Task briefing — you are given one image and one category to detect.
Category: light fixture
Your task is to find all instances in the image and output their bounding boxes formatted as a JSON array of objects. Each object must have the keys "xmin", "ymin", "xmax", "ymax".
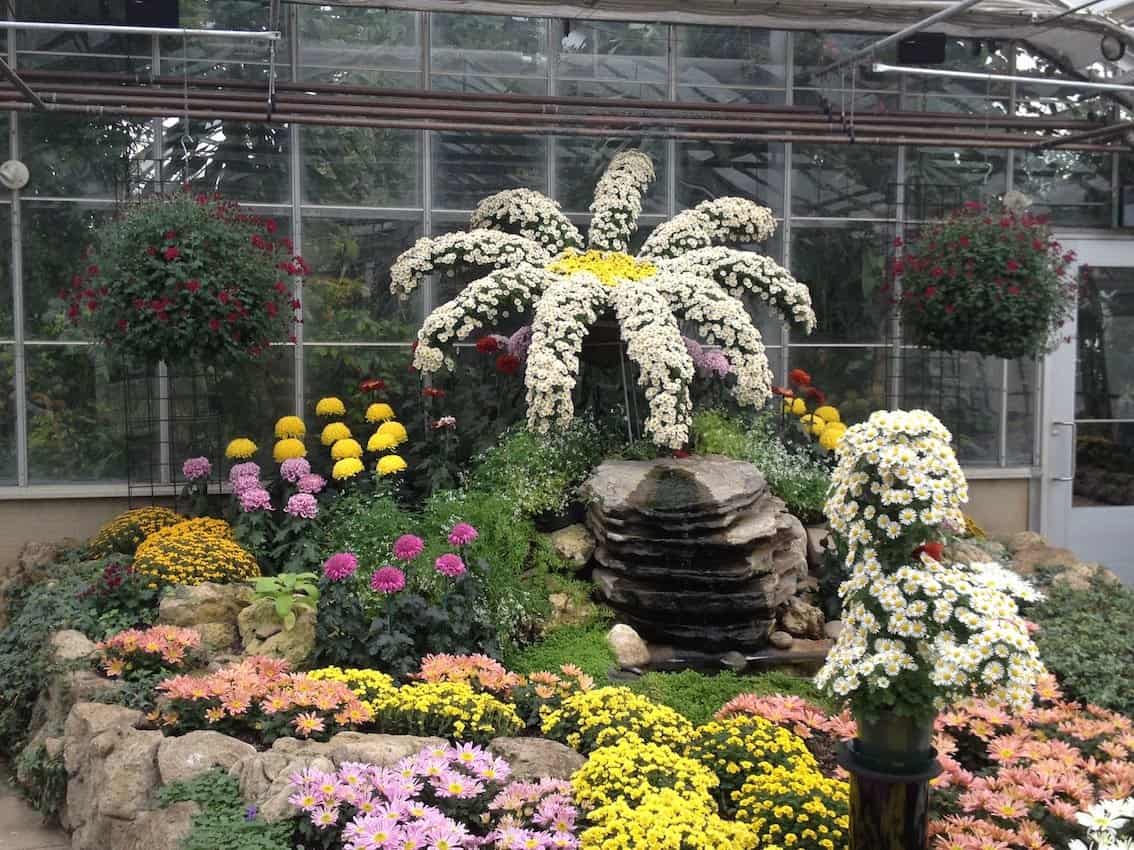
[
  {"xmin": 872, "ymin": 62, "xmax": 1134, "ymax": 93},
  {"xmin": 1101, "ymin": 34, "xmax": 1126, "ymax": 62},
  {"xmin": 0, "ymin": 160, "xmax": 29, "ymax": 190}
]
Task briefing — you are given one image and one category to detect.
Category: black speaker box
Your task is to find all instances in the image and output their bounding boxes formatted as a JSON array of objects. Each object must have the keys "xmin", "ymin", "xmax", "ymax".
[
  {"xmin": 125, "ymin": 0, "xmax": 179, "ymax": 28},
  {"xmin": 897, "ymin": 33, "xmax": 947, "ymax": 65}
]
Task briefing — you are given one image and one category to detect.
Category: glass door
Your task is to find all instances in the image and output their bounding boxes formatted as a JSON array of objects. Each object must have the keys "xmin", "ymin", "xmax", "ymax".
[{"xmin": 1043, "ymin": 235, "xmax": 1134, "ymax": 584}]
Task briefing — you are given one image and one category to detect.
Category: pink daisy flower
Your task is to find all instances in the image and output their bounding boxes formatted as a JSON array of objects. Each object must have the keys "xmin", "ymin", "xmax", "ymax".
[
  {"xmin": 448, "ymin": 523, "xmax": 479, "ymax": 546},
  {"xmin": 394, "ymin": 534, "xmax": 425, "ymax": 561},
  {"xmin": 434, "ymin": 553, "xmax": 466, "ymax": 578},
  {"xmin": 370, "ymin": 565, "xmax": 406, "ymax": 594}
]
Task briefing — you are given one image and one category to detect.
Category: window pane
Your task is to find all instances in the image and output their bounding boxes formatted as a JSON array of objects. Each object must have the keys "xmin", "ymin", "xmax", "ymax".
[
  {"xmin": 18, "ymin": 2, "xmax": 150, "ymax": 74},
  {"xmin": 432, "ymin": 133, "xmax": 548, "ymax": 210},
  {"xmin": 900, "ymin": 38, "xmax": 1011, "ymax": 114},
  {"xmin": 677, "ymin": 140, "xmax": 785, "ymax": 216},
  {"xmin": 431, "ymin": 13, "xmax": 547, "ymax": 82},
  {"xmin": 1014, "ymin": 150, "xmax": 1112, "ymax": 228},
  {"xmin": 792, "ymin": 144, "xmax": 897, "ymax": 219},
  {"xmin": 21, "ymin": 115, "xmax": 150, "ymax": 199},
  {"xmin": 556, "ymin": 137, "xmax": 667, "ymax": 214},
  {"xmin": 298, "ymin": 6, "xmax": 420, "ymax": 86},
  {"xmin": 901, "ymin": 349, "xmax": 1001, "ymax": 465},
  {"xmin": 162, "ymin": 118, "xmax": 290, "ymax": 203},
  {"xmin": 556, "ymin": 20, "xmax": 667, "ymax": 100},
  {"xmin": 304, "ymin": 345, "xmax": 415, "ymax": 416},
  {"xmin": 1075, "ymin": 423, "xmax": 1134, "ymax": 507},
  {"xmin": 301, "ymin": 215, "xmax": 423, "ymax": 343},
  {"xmin": 793, "ymin": 32, "xmax": 898, "ymax": 92},
  {"xmin": 786, "ymin": 346, "xmax": 886, "ymax": 426},
  {"xmin": 0, "ymin": 207, "xmax": 11, "ymax": 338},
  {"xmin": 302, "ymin": 127, "xmax": 421, "ymax": 207},
  {"xmin": 1077, "ymin": 266, "xmax": 1134, "ymax": 421},
  {"xmin": 162, "ymin": 0, "xmax": 282, "ymax": 83},
  {"xmin": 26, "ymin": 346, "xmax": 127, "ymax": 483},
  {"xmin": 22, "ymin": 202, "xmax": 109, "ymax": 341},
  {"xmin": 790, "ymin": 225, "xmax": 888, "ymax": 343},
  {"xmin": 677, "ymin": 25, "xmax": 788, "ymax": 103},
  {"xmin": 1008, "ymin": 358, "xmax": 1038, "ymax": 466},
  {"xmin": 905, "ymin": 148, "xmax": 1008, "ymax": 212},
  {"xmin": 0, "ymin": 347, "xmax": 15, "ymax": 484}
]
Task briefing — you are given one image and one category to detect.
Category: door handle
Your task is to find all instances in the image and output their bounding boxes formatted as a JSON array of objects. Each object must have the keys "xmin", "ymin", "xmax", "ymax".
[{"xmin": 1051, "ymin": 420, "xmax": 1077, "ymax": 482}]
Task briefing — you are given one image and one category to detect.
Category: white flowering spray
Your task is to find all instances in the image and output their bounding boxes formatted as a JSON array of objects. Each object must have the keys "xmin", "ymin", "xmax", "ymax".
[
  {"xmin": 815, "ymin": 410, "xmax": 1045, "ymax": 721},
  {"xmin": 389, "ymin": 150, "xmax": 816, "ymax": 449}
]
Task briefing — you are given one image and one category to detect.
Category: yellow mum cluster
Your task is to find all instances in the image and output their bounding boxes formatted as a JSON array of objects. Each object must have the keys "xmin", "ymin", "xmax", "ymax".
[
  {"xmin": 307, "ymin": 666, "xmax": 395, "ymax": 702},
  {"xmin": 572, "ymin": 734, "xmax": 720, "ymax": 809},
  {"xmin": 88, "ymin": 506, "xmax": 184, "ymax": 557},
  {"xmin": 133, "ymin": 518, "xmax": 260, "ymax": 586},
  {"xmin": 546, "ymin": 249, "xmax": 658, "ymax": 288},
  {"xmin": 225, "ymin": 437, "xmax": 258, "ymax": 459},
  {"xmin": 541, "ymin": 686, "xmax": 694, "ymax": 754},
  {"xmin": 784, "ymin": 402, "xmax": 848, "ymax": 452},
  {"xmin": 733, "ymin": 765, "xmax": 850, "ymax": 850},
  {"xmin": 581, "ymin": 788, "xmax": 759, "ymax": 850}
]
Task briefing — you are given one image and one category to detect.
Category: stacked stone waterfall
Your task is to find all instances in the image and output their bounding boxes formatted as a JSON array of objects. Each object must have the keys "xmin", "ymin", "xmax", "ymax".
[{"xmin": 584, "ymin": 456, "xmax": 808, "ymax": 651}]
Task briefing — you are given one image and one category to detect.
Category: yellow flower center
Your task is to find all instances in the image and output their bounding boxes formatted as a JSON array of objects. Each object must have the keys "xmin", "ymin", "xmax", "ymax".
[{"xmin": 546, "ymin": 249, "xmax": 657, "ymax": 287}]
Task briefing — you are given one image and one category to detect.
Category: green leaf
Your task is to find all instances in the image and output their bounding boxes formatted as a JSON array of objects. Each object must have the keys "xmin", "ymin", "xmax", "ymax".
[{"xmin": 274, "ymin": 596, "xmax": 293, "ymax": 619}]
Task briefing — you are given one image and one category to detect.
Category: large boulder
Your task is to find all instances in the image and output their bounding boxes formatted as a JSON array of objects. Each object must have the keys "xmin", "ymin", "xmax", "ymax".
[
  {"xmin": 157, "ymin": 730, "xmax": 257, "ymax": 785},
  {"xmin": 50, "ymin": 629, "xmax": 98, "ymax": 664},
  {"xmin": 326, "ymin": 732, "xmax": 447, "ymax": 767},
  {"xmin": 238, "ymin": 598, "xmax": 316, "ymax": 665},
  {"xmin": 779, "ymin": 597, "xmax": 825, "ymax": 640},
  {"xmin": 159, "ymin": 582, "xmax": 252, "ymax": 655},
  {"xmin": 488, "ymin": 737, "xmax": 585, "ymax": 781},
  {"xmin": 607, "ymin": 623, "xmax": 650, "ymax": 669},
  {"xmin": 584, "ymin": 456, "xmax": 809, "ymax": 650}
]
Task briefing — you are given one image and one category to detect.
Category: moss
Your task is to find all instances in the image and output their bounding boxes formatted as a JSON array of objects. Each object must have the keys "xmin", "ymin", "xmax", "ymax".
[
  {"xmin": 626, "ymin": 670, "xmax": 832, "ymax": 725},
  {"xmin": 504, "ymin": 623, "xmax": 616, "ymax": 682}
]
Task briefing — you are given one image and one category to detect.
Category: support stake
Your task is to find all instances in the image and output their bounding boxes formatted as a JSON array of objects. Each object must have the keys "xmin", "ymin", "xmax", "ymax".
[{"xmin": 837, "ymin": 743, "xmax": 942, "ymax": 850}]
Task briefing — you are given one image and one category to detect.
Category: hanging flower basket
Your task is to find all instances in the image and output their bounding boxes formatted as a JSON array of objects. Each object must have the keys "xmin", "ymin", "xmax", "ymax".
[
  {"xmin": 892, "ymin": 200, "xmax": 1077, "ymax": 360},
  {"xmin": 65, "ymin": 190, "xmax": 307, "ymax": 368}
]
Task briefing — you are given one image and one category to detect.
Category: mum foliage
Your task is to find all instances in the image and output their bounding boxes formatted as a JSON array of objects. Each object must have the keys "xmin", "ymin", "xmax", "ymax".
[
  {"xmin": 894, "ymin": 200, "xmax": 1076, "ymax": 360},
  {"xmin": 391, "ymin": 150, "xmax": 815, "ymax": 449},
  {"xmin": 67, "ymin": 191, "xmax": 306, "ymax": 366}
]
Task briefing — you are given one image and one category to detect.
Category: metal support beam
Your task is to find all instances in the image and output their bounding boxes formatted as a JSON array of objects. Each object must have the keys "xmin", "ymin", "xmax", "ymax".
[
  {"xmin": 0, "ymin": 55, "xmax": 43, "ymax": 109},
  {"xmin": 0, "ymin": 20, "xmax": 281, "ymax": 40},
  {"xmin": 1032, "ymin": 120, "xmax": 1134, "ymax": 150},
  {"xmin": 812, "ymin": 0, "xmax": 987, "ymax": 79},
  {"xmin": 874, "ymin": 62, "xmax": 1134, "ymax": 94}
]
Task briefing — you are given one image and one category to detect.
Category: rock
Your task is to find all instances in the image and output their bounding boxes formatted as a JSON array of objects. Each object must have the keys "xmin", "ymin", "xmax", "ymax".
[
  {"xmin": 50, "ymin": 629, "xmax": 97, "ymax": 664},
  {"xmin": 548, "ymin": 524, "xmax": 595, "ymax": 570},
  {"xmin": 721, "ymin": 650, "xmax": 748, "ymax": 672},
  {"xmin": 1005, "ymin": 531, "xmax": 1046, "ymax": 553},
  {"xmin": 0, "ymin": 541, "xmax": 65, "ymax": 629},
  {"xmin": 157, "ymin": 730, "xmax": 257, "ymax": 784},
  {"xmin": 18, "ymin": 540, "xmax": 63, "ymax": 573},
  {"xmin": 257, "ymin": 753, "xmax": 336, "ymax": 822},
  {"xmin": 196, "ymin": 621, "xmax": 238, "ymax": 653},
  {"xmin": 584, "ymin": 457, "xmax": 809, "ymax": 651},
  {"xmin": 770, "ymin": 630, "xmax": 794, "ymax": 650},
  {"xmin": 779, "ymin": 597, "xmax": 825, "ymax": 640},
  {"xmin": 823, "ymin": 620, "xmax": 844, "ymax": 640},
  {"xmin": 547, "ymin": 592, "xmax": 594, "ymax": 629},
  {"xmin": 805, "ymin": 525, "xmax": 831, "ymax": 570},
  {"xmin": 29, "ymin": 670, "xmax": 123, "ymax": 746},
  {"xmin": 229, "ymin": 736, "xmax": 335, "ymax": 821},
  {"xmin": 327, "ymin": 732, "xmax": 447, "ymax": 767},
  {"xmin": 159, "ymin": 581, "xmax": 253, "ymax": 627},
  {"xmin": 488, "ymin": 738, "xmax": 585, "ymax": 781},
  {"xmin": 1052, "ymin": 561, "xmax": 1122, "ymax": 591},
  {"xmin": 239, "ymin": 598, "xmax": 316, "ymax": 665},
  {"xmin": 945, "ymin": 539, "xmax": 1004, "ymax": 566},
  {"xmin": 607, "ymin": 623, "xmax": 650, "ymax": 669},
  {"xmin": 117, "ymin": 801, "xmax": 200, "ymax": 850}
]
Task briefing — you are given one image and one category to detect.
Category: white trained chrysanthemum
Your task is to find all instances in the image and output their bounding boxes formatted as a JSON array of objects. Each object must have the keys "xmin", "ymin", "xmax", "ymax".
[{"xmin": 389, "ymin": 149, "xmax": 815, "ymax": 449}]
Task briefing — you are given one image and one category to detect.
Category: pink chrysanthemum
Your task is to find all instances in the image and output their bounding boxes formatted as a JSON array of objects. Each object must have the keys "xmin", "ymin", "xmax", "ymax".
[
  {"xmin": 280, "ymin": 457, "xmax": 312, "ymax": 483},
  {"xmin": 229, "ymin": 461, "xmax": 260, "ymax": 485},
  {"xmin": 434, "ymin": 553, "xmax": 466, "ymax": 578},
  {"xmin": 394, "ymin": 534, "xmax": 425, "ymax": 562},
  {"xmin": 447, "ymin": 523, "xmax": 479, "ymax": 546},
  {"xmin": 239, "ymin": 486, "xmax": 272, "ymax": 512},
  {"xmin": 285, "ymin": 493, "xmax": 318, "ymax": 519},
  {"xmin": 182, "ymin": 456, "xmax": 211, "ymax": 481},
  {"xmin": 232, "ymin": 473, "xmax": 261, "ymax": 496},
  {"xmin": 370, "ymin": 565, "xmax": 406, "ymax": 594},
  {"xmin": 297, "ymin": 473, "xmax": 326, "ymax": 495},
  {"xmin": 322, "ymin": 552, "xmax": 359, "ymax": 582}
]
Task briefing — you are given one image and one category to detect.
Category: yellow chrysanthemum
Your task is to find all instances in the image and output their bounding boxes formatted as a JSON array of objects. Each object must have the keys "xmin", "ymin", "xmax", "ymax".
[
  {"xmin": 272, "ymin": 438, "xmax": 307, "ymax": 463},
  {"xmin": 315, "ymin": 397, "xmax": 346, "ymax": 417},
  {"xmin": 819, "ymin": 428, "xmax": 845, "ymax": 451},
  {"xmin": 367, "ymin": 431, "xmax": 399, "ymax": 452},
  {"xmin": 365, "ymin": 402, "xmax": 396, "ymax": 423},
  {"xmin": 814, "ymin": 405, "xmax": 841, "ymax": 424},
  {"xmin": 225, "ymin": 437, "xmax": 258, "ymax": 459},
  {"xmin": 332, "ymin": 457, "xmax": 365, "ymax": 480},
  {"xmin": 546, "ymin": 249, "xmax": 657, "ymax": 288},
  {"xmin": 274, "ymin": 415, "xmax": 306, "ymax": 439},
  {"xmin": 376, "ymin": 420, "xmax": 408, "ymax": 445},
  {"xmin": 331, "ymin": 438, "xmax": 364, "ymax": 460},
  {"xmin": 799, "ymin": 414, "xmax": 826, "ymax": 436},
  {"xmin": 376, "ymin": 454, "xmax": 408, "ymax": 476},
  {"xmin": 783, "ymin": 398, "xmax": 806, "ymax": 416},
  {"xmin": 321, "ymin": 421, "xmax": 352, "ymax": 446}
]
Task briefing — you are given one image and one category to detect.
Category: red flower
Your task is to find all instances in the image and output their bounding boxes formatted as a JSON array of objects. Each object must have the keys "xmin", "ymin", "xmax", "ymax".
[
  {"xmin": 359, "ymin": 378, "xmax": 386, "ymax": 393},
  {"xmin": 1007, "ymin": 285, "xmax": 1021, "ymax": 296},
  {"xmin": 146, "ymin": 246, "xmax": 158, "ymax": 257},
  {"xmin": 184, "ymin": 279, "xmax": 200, "ymax": 293},
  {"xmin": 1006, "ymin": 259, "xmax": 1021, "ymax": 273},
  {"xmin": 163, "ymin": 229, "xmax": 177, "ymax": 241},
  {"xmin": 788, "ymin": 368, "xmax": 811, "ymax": 387},
  {"xmin": 916, "ymin": 541, "xmax": 945, "ymax": 561},
  {"xmin": 958, "ymin": 236, "xmax": 971, "ymax": 248},
  {"xmin": 273, "ymin": 281, "xmax": 287, "ymax": 294},
  {"xmin": 87, "ymin": 264, "xmax": 100, "ymax": 277},
  {"xmin": 804, "ymin": 386, "xmax": 826, "ymax": 404},
  {"xmin": 162, "ymin": 246, "xmax": 180, "ymax": 262},
  {"xmin": 475, "ymin": 336, "xmax": 500, "ymax": 354},
  {"xmin": 265, "ymin": 219, "xmax": 278, "ymax": 234},
  {"xmin": 893, "ymin": 237, "xmax": 904, "ymax": 248},
  {"xmin": 931, "ymin": 266, "xmax": 945, "ymax": 278},
  {"xmin": 923, "ymin": 286, "xmax": 938, "ymax": 299},
  {"xmin": 495, "ymin": 353, "xmax": 521, "ymax": 376},
  {"xmin": 117, "ymin": 319, "xmax": 128, "ymax": 332},
  {"xmin": 266, "ymin": 301, "xmax": 278, "ymax": 317},
  {"xmin": 208, "ymin": 318, "xmax": 221, "ymax": 331},
  {"xmin": 963, "ymin": 201, "xmax": 984, "ymax": 212},
  {"xmin": 423, "ymin": 387, "xmax": 447, "ymax": 399},
  {"xmin": 218, "ymin": 291, "xmax": 231, "ymax": 305},
  {"xmin": 771, "ymin": 386, "xmax": 794, "ymax": 398},
  {"xmin": 945, "ymin": 304, "xmax": 956, "ymax": 314}
]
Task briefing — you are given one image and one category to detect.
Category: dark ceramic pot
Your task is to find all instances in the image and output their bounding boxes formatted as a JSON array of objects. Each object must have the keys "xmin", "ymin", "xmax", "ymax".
[{"xmin": 852, "ymin": 709, "xmax": 936, "ymax": 774}]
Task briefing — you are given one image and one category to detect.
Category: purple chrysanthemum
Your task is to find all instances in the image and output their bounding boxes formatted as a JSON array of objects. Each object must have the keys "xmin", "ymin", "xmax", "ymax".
[
  {"xmin": 182, "ymin": 456, "xmax": 211, "ymax": 481},
  {"xmin": 239, "ymin": 486, "xmax": 272, "ymax": 512},
  {"xmin": 701, "ymin": 351, "xmax": 733, "ymax": 378},
  {"xmin": 280, "ymin": 457, "xmax": 312, "ymax": 483},
  {"xmin": 285, "ymin": 493, "xmax": 318, "ymax": 519},
  {"xmin": 393, "ymin": 534, "xmax": 425, "ymax": 562},
  {"xmin": 322, "ymin": 552, "xmax": 359, "ymax": 582},
  {"xmin": 508, "ymin": 325, "xmax": 533, "ymax": 362},
  {"xmin": 297, "ymin": 473, "xmax": 326, "ymax": 495},
  {"xmin": 229, "ymin": 461, "xmax": 261, "ymax": 485},
  {"xmin": 434, "ymin": 553, "xmax": 466, "ymax": 578},
  {"xmin": 232, "ymin": 473, "xmax": 261, "ymax": 496},
  {"xmin": 447, "ymin": 523, "xmax": 478, "ymax": 546},
  {"xmin": 370, "ymin": 565, "xmax": 406, "ymax": 594}
]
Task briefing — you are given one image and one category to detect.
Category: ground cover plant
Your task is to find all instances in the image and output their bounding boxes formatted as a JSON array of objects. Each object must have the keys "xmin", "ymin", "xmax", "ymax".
[{"xmin": 158, "ymin": 769, "xmax": 294, "ymax": 850}]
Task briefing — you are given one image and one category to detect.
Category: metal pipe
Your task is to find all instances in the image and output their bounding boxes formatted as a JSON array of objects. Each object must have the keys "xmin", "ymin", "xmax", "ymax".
[
  {"xmin": 0, "ymin": 55, "xmax": 44, "ymax": 109},
  {"xmin": 0, "ymin": 19, "xmax": 281, "ymax": 40},
  {"xmin": 873, "ymin": 62, "xmax": 1134, "ymax": 93},
  {"xmin": 1032, "ymin": 120, "xmax": 1134, "ymax": 149},
  {"xmin": 813, "ymin": 0, "xmax": 988, "ymax": 79}
]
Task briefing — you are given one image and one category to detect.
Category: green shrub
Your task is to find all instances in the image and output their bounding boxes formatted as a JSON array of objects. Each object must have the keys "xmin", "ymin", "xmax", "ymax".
[
  {"xmin": 158, "ymin": 769, "xmax": 293, "ymax": 850},
  {"xmin": 626, "ymin": 670, "xmax": 830, "ymax": 725},
  {"xmin": 692, "ymin": 410, "xmax": 831, "ymax": 523},
  {"xmin": 504, "ymin": 623, "xmax": 616, "ymax": 682},
  {"xmin": 15, "ymin": 743, "xmax": 67, "ymax": 822},
  {"xmin": 1029, "ymin": 575, "xmax": 1134, "ymax": 716}
]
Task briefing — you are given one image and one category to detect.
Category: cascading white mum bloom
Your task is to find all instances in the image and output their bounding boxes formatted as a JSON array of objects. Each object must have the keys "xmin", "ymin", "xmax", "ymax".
[
  {"xmin": 389, "ymin": 149, "xmax": 816, "ymax": 448},
  {"xmin": 815, "ymin": 410, "xmax": 1045, "ymax": 716}
]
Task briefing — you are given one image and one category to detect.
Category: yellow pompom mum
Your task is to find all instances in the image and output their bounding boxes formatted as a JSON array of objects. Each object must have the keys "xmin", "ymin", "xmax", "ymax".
[
  {"xmin": 799, "ymin": 414, "xmax": 826, "ymax": 436},
  {"xmin": 376, "ymin": 420, "xmax": 408, "ymax": 445},
  {"xmin": 331, "ymin": 438, "xmax": 364, "ymax": 460},
  {"xmin": 321, "ymin": 421, "xmax": 352, "ymax": 446},
  {"xmin": 376, "ymin": 454, "xmax": 408, "ymax": 476},
  {"xmin": 133, "ymin": 518, "xmax": 258, "ymax": 586},
  {"xmin": 814, "ymin": 405, "xmax": 841, "ymax": 424},
  {"xmin": 819, "ymin": 427, "xmax": 845, "ymax": 451},
  {"xmin": 225, "ymin": 438, "xmax": 258, "ymax": 459},
  {"xmin": 367, "ymin": 431, "xmax": 399, "ymax": 453},
  {"xmin": 274, "ymin": 415, "xmax": 306, "ymax": 439},
  {"xmin": 365, "ymin": 402, "xmax": 396, "ymax": 423},
  {"xmin": 332, "ymin": 457, "xmax": 365, "ymax": 480},
  {"xmin": 272, "ymin": 438, "xmax": 307, "ymax": 463},
  {"xmin": 88, "ymin": 506, "xmax": 184, "ymax": 557},
  {"xmin": 783, "ymin": 398, "xmax": 806, "ymax": 416},
  {"xmin": 546, "ymin": 249, "xmax": 657, "ymax": 288},
  {"xmin": 315, "ymin": 397, "xmax": 346, "ymax": 417}
]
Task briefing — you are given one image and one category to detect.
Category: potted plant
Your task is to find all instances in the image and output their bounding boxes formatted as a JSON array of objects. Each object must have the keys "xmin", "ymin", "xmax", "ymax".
[{"xmin": 892, "ymin": 198, "xmax": 1077, "ymax": 360}]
